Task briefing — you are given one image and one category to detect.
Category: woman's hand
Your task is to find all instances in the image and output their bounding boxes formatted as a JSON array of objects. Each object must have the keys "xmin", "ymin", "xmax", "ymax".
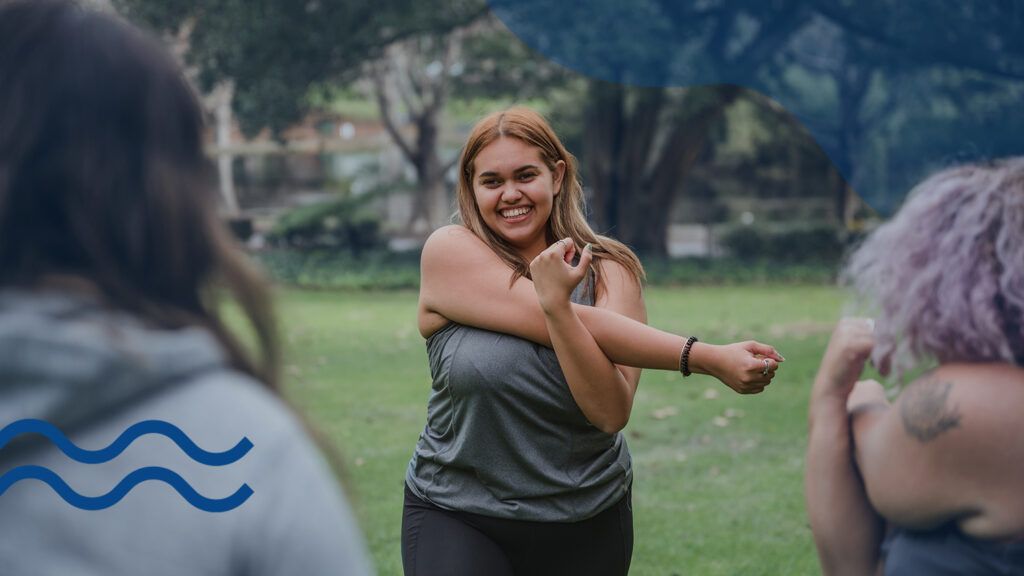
[
  {"xmin": 529, "ymin": 238, "xmax": 593, "ymax": 315},
  {"xmin": 697, "ymin": 341, "xmax": 784, "ymax": 394},
  {"xmin": 813, "ymin": 318, "xmax": 875, "ymax": 403}
]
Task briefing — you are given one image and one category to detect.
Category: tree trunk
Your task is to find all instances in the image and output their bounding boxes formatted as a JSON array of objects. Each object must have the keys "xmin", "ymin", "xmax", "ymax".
[
  {"xmin": 583, "ymin": 81, "xmax": 625, "ymax": 232},
  {"xmin": 584, "ymin": 84, "xmax": 740, "ymax": 257},
  {"xmin": 614, "ymin": 88, "xmax": 665, "ymax": 248},
  {"xmin": 407, "ymin": 110, "xmax": 450, "ymax": 233},
  {"xmin": 371, "ymin": 34, "xmax": 456, "ymax": 237},
  {"xmin": 835, "ymin": 40, "xmax": 871, "ymax": 229},
  {"xmin": 213, "ymin": 82, "xmax": 239, "ymax": 216}
]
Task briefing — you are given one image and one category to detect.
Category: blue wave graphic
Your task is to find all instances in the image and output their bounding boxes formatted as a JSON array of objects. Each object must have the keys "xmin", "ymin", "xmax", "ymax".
[
  {"xmin": 0, "ymin": 419, "xmax": 251, "ymax": 466},
  {"xmin": 0, "ymin": 465, "xmax": 253, "ymax": 512}
]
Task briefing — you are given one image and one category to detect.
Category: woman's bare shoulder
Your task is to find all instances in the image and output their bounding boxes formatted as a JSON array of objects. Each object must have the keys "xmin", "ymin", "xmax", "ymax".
[
  {"xmin": 873, "ymin": 362, "xmax": 1024, "ymax": 534},
  {"xmin": 418, "ymin": 226, "xmax": 472, "ymax": 338},
  {"xmin": 421, "ymin": 225, "xmax": 499, "ymax": 270},
  {"xmin": 423, "ymin": 224, "xmax": 476, "ymax": 251},
  {"xmin": 905, "ymin": 363, "xmax": 1024, "ymax": 435}
]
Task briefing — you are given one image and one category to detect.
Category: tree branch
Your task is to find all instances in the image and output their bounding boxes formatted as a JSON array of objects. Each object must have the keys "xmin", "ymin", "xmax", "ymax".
[{"xmin": 372, "ymin": 64, "xmax": 417, "ymax": 164}]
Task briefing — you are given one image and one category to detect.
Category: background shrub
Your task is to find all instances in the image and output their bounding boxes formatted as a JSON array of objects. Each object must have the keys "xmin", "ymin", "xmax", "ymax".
[{"xmin": 720, "ymin": 224, "xmax": 846, "ymax": 264}]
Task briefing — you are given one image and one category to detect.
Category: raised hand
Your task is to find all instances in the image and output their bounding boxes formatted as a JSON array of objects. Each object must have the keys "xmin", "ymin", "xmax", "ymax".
[
  {"xmin": 529, "ymin": 238, "xmax": 593, "ymax": 315},
  {"xmin": 813, "ymin": 317, "xmax": 875, "ymax": 402}
]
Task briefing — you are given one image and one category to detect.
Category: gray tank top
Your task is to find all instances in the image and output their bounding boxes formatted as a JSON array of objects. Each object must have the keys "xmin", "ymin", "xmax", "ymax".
[{"xmin": 405, "ymin": 274, "xmax": 632, "ymax": 522}]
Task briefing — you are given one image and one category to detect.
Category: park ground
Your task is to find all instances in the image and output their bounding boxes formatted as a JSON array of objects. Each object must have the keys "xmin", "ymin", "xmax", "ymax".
[{"xmin": 276, "ymin": 284, "xmax": 846, "ymax": 575}]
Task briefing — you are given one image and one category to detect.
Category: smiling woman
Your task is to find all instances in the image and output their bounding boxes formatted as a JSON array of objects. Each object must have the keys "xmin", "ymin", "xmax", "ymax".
[
  {"xmin": 473, "ymin": 136, "xmax": 561, "ymax": 259},
  {"xmin": 452, "ymin": 108, "xmax": 645, "ymax": 290},
  {"xmin": 402, "ymin": 107, "xmax": 786, "ymax": 576}
]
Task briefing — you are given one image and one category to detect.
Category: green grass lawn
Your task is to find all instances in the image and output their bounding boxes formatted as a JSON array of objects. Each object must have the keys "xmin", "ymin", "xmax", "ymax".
[{"xmin": 274, "ymin": 285, "xmax": 847, "ymax": 575}]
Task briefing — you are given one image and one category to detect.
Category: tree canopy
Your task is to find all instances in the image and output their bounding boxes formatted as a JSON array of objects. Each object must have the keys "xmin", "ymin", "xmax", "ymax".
[{"xmin": 114, "ymin": 0, "xmax": 486, "ymax": 134}]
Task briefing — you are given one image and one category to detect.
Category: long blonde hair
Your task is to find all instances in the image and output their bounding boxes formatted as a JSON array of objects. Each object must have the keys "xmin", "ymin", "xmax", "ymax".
[{"xmin": 456, "ymin": 107, "xmax": 645, "ymax": 293}]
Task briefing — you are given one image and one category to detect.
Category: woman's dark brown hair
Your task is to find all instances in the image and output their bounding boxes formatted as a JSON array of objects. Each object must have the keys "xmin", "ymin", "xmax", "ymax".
[{"xmin": 0, "ymin": 0, "xmax": 279, "ymax": 388}]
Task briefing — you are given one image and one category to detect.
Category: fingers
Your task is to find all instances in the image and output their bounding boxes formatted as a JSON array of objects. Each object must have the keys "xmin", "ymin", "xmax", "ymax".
[
  {"xmin": 730, "ymin": 364, "xmax": 776, "ymax": 395},
  {"xmin": 548, "ymin": 238, "xmax": 590, "ymax": 272},
  {"xmin": 835, "ymin": 317, "xmax": 876, "ymax": 343},
  {"xmin": 578, "ymin": 242, "xmax": 594, "ymax": 270},
  {"xmin": 749, "ymin": 356, "xmax": 779, "ymax": 390},
  {"xmin": 716, "ymin": 342, "xmax": 783, "ymax": 395},
  {"xmin": 534, "ymin": 238, "xmax": 571, "ymax": 266},
  {"xmin": 530, "ymin": 238, "xmax": 590, "ymax": 287},
  {"xmin": 734, "ymin": 382, "xmax": 768, "ymax": 395},
  {"xmin": 550, "ymin": 237, "xmax": 575, "ymax": 256},
  {"xmin": 562, "ymin": 239, "xmax": 576, "ymax": 264},
  {"xmin": 746, "ymin": 341, "xmax": 785, "ymax": 362},
  {"xmin": 750, "ymin": 352, "xmax": 779, "ymax": 377}
]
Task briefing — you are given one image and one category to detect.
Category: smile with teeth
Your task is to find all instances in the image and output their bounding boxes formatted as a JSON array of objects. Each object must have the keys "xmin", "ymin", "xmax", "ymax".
[{"xmin": 500, "ymin": 206, "xmax": 532, "ymax": 219}]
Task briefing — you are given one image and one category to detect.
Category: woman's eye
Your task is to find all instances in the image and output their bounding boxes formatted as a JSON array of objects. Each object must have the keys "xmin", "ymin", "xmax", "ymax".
[
  {"xmin": 482, "ymin": 179, "xmax": 500, "ymax": 187},
  {"xmin": 518, "ymin": 173, "xmax": 536, "ymax": 181}
]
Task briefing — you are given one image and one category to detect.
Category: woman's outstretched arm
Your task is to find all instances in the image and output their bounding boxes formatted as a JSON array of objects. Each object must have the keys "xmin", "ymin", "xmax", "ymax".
[{"xmin": 418, "ymin": 225, "xmax": 781, "ymax": 393}]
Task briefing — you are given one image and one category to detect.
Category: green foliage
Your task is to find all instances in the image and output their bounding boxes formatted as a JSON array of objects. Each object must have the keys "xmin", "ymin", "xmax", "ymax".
[
  {"xmin": 113, "ymin": 0, "xmax": 486, "ymax": 135},
  {"xmin": 255, "ymin": 249, "xmax": 420, "ymax": 290},
  {"xmin": 450, "ymin": 15, "xmax": 572, "ymax": 102},
  {"xmin": 306, "ymin": 85, "xmax": 381, "ymax": 121},
  {"xmin": 643, "ymin": 257, "xmax": 837, "ymax": 286},
  {"xmin": 720, "ymin": 225, "xmax": 846, "ymax": 264},
  {"xmin": 266, "ymin": 193, "xmax": 384, "ymax": 253},
  {"xmin": 711, "ymin": 92, "xmax": 839, "ymax": 200}
]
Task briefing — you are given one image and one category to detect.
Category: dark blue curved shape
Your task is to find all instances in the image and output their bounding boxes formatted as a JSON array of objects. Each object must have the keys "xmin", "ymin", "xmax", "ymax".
[
  {"xmin": 0, "ymin": 419, "xmax": 252, "ymax": 466},
  {"xmin": 0, "ymin": 465, "xmax": 253, "ymax": 512},
  {"xmin": 486, "ymin": 0, "xmax": 1024, "ymax": 214}
]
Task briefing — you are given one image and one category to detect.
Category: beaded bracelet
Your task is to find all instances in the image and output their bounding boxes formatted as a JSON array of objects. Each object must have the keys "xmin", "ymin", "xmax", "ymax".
[{"xmin": 679, "ymin": 336, "xmax": 698, "ymax": 377}]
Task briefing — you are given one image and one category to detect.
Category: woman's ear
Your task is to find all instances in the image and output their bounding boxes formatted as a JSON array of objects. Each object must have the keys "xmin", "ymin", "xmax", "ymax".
[{"xmin": 553, "ymin": 160, "xmax": 566, "ymax": 195}]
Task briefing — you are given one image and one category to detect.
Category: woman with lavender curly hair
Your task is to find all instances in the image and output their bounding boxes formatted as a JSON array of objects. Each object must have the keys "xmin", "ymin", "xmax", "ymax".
[{"xmin": 805, "ymin": 159, "xmax": 1024, "ymax": 575}]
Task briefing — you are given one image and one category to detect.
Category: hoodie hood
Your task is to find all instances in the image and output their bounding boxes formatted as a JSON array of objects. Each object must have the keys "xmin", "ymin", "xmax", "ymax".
[{"xmin": 0, "ymin": 288, "xmax": 229, "ymax": 436}]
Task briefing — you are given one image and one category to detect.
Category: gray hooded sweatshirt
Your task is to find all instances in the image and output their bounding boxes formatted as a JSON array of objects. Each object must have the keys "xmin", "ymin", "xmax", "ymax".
[{"xmin": 0, "ymin": 289, "xmax": 373, "ymax": 575}]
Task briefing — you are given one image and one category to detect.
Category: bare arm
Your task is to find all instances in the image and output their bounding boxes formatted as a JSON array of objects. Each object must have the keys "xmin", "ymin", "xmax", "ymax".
[
  {"xmin": 805, "ymin": 320, "xmax": 885, "ymax": 576},
  {"xmin": 529, "ymin": 240, "xmax": 645, "ymax": 433},
  {"xmin": 418, "ymin": 225, "xmax": 782, "ymax": 392}
]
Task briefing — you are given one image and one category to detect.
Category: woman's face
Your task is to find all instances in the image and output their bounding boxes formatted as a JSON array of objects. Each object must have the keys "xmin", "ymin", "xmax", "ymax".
[{"xmin": 472, "ymin": 137, "xmax": 565, "ymax": 260}]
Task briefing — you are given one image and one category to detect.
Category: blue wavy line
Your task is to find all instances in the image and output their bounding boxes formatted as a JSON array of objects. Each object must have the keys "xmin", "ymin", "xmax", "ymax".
[
  {"xmin": 0, "ymin": 465, "xmax": 253, "ymax": 512},
  {"xmin": 0, "ymin": 419, "xmax": 252, "ymax": 466}
]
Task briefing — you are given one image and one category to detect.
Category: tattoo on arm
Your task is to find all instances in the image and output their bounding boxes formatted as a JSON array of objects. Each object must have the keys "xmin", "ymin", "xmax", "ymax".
[{"xmin": 899, "ymin": 378, "xmax": 961, "ymax": 443}]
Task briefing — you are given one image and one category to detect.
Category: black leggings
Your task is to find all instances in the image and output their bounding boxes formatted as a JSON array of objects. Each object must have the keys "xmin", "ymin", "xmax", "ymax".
[{"xmin": 401, "ymin": 485, "xmax": 633, "ymax": 576}]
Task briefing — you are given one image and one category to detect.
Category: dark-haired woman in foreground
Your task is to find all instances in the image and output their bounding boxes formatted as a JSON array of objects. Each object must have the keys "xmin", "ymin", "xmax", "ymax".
[
  {"xmin": 0, "ymin": 1, "xmax": 371, "ymax": 573},
  {"xmin": 807, "ymin": 160, "xmax": 1024, "ymax": 575},
  {"xmin": 403, "ymin": 107, "xmax": 785, "ymax": 575}
]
